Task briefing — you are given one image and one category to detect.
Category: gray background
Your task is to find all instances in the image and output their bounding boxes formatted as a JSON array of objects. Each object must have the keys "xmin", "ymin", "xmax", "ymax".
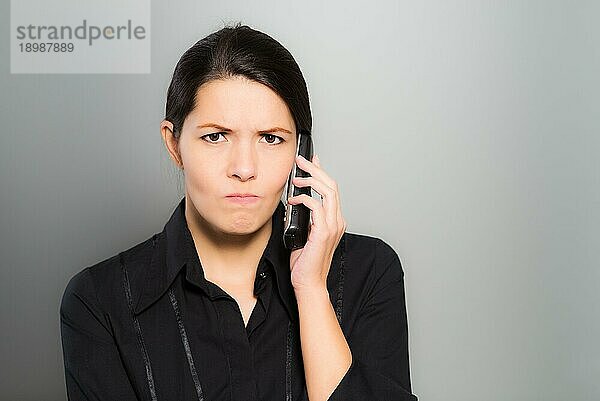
[{"xmin": 1, "ymin": 1, "xmax": 598, "ymax": 400}]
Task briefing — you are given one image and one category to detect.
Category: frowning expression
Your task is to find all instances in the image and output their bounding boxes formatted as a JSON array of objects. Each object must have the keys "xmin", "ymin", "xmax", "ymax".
[{"xmin": 176, "ymin": 75, "xmax": 297, "ymax": 234}]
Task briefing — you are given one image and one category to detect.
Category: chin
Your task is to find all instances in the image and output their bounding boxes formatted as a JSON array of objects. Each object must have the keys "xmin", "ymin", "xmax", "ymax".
[{"xmin": 221, "ymin": 207, "xmax": 266, "ymax": 233}]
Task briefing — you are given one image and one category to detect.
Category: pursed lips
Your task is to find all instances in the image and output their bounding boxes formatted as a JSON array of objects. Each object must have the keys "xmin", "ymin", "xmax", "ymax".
[{"xmin": 225, "ymin": 194, "xmax": 260, "ymax": 204}]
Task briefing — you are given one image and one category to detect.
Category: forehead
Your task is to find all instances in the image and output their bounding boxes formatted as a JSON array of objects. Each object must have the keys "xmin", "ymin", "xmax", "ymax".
[{"xmin": 189, "ymin": 76, "xmax": 295, "ymax": 130}]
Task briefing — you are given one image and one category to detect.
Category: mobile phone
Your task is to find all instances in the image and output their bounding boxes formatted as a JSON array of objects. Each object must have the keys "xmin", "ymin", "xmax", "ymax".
[{"xmin": 283, "ymin": 129, "xmax": 314, "ymax": 250}]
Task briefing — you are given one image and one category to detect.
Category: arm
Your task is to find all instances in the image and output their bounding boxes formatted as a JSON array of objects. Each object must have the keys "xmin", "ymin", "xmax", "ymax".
[
  {"xmin": 298, "ymin": 238, "xmax": 418, "ymax": 401},
  {"xmin": 60, "ymin": 268, "xmax": 140, "ymax": 401},
  {"xmin": 295, "ymin": 285, "xmax": 353, "ymax": 401}
]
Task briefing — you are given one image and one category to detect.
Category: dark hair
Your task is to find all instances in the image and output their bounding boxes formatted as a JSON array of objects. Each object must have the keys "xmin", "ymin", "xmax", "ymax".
[{"xmin": 164, "ymin": 22, "xmax": 312, "ymax": 140}]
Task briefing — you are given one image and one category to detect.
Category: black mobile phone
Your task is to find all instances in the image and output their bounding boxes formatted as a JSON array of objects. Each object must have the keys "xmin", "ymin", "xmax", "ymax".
[{"xmin": 283, "ymin": 129, "xmax": 314, "ymax": 250}]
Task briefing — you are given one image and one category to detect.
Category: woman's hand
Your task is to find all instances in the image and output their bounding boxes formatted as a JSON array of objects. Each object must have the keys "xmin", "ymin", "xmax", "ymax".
[{"xmin": 287, "ymin": 153, "xmax": 347, "ymax": 295}]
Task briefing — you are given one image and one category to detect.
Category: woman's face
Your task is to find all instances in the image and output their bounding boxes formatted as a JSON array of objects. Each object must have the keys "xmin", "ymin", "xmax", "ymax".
[{"xmin": 169, "ymin": 75, "xmax": 297, "ymax": 236}]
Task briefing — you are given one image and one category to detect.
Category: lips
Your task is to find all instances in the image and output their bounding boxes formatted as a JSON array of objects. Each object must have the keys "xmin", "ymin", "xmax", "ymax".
[
  {"xmin": 225, "ymin": 194, "xmax": 260, "ymax": 205},
  {"xmin": 226, "ymin": 193, "xmax": 258, "ymax": 198}
]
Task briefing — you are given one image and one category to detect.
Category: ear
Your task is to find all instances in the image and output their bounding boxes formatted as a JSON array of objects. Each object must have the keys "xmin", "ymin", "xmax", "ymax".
[{"xmin": 160, "ymin": 119, "xmax": 183, "ymax": 169}]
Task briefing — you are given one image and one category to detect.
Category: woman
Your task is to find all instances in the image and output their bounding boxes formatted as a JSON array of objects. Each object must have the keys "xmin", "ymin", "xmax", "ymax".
[{"xmin": 60, "ymin": 22, "xmax": 417, "ymax": 401}]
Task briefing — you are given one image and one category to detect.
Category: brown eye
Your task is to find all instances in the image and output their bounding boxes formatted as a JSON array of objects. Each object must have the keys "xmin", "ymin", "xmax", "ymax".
[
  {"xmin": 201, "ymin": 132, "xmax": 226, "ymax": 143},
  {"xmin": 261, "ymin": 134, "xmax": 283, "ymax": 145}
]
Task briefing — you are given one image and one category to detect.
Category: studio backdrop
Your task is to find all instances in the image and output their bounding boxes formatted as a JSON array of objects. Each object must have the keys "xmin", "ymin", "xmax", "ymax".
[{"xmin": 1, "ymin": 1, "xmax": 598, "ymax": 400}]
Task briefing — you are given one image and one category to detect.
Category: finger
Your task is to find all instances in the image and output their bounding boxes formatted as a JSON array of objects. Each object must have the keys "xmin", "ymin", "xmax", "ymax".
[
  {"xmin": 295, "ymin": 154, "xmax": 344, "ymax": 234},
  {"xmin": 295, "ymin": 154, "xmax": 338, "ymax": 210},
  {"xmin": 292, "ymin": 175, "xmax": 336, "ymax": 225},
  {"xmin": 292, "ymin": 175, "xmax": 333, "ymax": 200},
  {"xmin": 313, "ymin": 154, "xmax": 320, "ymax": 168},
  {"xmin": 295, "ymin": 154, "xmax": 336, "ymax": 189},
  {"xmin": 287, "ymin": 194, "xmax": 329, "ymax": 239},
  {"xmin": 290, "ymin": 180, "xmax": 346, "ymax": 242}
]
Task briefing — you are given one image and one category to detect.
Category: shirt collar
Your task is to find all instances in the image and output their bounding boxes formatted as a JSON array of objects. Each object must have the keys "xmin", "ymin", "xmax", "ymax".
[{"xmin": 133, "ymin": 196, "xmax": 298, "ymax": 323}]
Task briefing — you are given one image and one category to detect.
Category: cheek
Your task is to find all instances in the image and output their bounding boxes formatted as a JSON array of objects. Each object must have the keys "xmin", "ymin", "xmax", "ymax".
[
  {"xmin": 270, "ymin": 154, "xmax": 295, "ymax": 185},
  {"xmin": 182, "ymin": 153, "xmax": 220, "ymax": 191}
]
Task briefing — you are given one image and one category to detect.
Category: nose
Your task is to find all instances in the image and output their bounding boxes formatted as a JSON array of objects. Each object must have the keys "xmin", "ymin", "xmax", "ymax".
[{"xmin": 227, "ymin": 140, "xmax": 257, "ymax": 181}]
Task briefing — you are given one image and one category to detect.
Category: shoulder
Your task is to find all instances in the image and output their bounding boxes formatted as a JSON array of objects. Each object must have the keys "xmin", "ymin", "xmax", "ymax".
[
  {"xmin": 332, "ymin": 231, "xmax": 405, "ymax": 299},
  {"xmin": 342, "ymin": 231, "xmax": 404, "ymax": 280},
  {"xmin": 330, "ymin": 231, "xmax": 407, "ymax": 322},
  {"xmin": 60, "ymin": 234, "xmax": 158, "ymax": 314}
]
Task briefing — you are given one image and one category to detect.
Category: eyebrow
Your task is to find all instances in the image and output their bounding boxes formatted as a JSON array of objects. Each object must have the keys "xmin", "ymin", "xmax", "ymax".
[{"xmin": 196, "ymin": 123, "xmax": 293, "ymax": 135}]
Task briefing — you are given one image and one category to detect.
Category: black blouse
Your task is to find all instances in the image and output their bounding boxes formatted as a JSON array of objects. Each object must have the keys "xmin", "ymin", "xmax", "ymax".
[{"xmin": 60, "ymin": 196, "xmax": 417, "ymax": 401}]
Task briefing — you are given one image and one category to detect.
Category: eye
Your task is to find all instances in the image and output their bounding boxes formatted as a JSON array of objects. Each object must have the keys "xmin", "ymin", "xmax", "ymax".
[
  {"xmin": 200, "ymin": 132, "xmax": 284, "ymax": 144},
  {"xmin": 260, "ymin": 134, "xmax": 284, "ymax": 145},
  {"xmin": 200, "ymin": 132, "xmax": 227, "ymax": 143}
]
